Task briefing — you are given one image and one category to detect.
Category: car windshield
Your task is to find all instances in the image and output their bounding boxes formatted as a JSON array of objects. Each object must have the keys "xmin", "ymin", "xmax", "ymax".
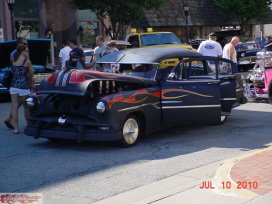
[{"xmin": 141, "ymin": 33, "xmax": 181, "ymax": 46}]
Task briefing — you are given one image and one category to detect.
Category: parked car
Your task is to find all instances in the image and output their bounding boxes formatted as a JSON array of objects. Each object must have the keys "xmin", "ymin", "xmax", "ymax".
[
  {"xmin": 0, "ymin": 39, "xmax": 56, "ymax": 95},
  {"xmin": 0, "ymin": 68, "xmax": 10, "ymax": 95},
  {"xmin": 125, "ymin": 32, "xmax": 194, "ymax": 50},
  {"xmin": 244, "ymin": 50, "xmax": 272, "ymax": 102},
  {"xmin": 236, "ymin": 41, "xmax": 262, "ymax": 71},
  {"xmin": 24, "ymin": 47, "xmax": 247, "ymax": 147},
  {"xmin": 190, "ymin": 39, "xmax": 207, "ymax": 49},
  {"xmin": 84, "ymin": 41, "xmax": 131, "ymax": 69}
]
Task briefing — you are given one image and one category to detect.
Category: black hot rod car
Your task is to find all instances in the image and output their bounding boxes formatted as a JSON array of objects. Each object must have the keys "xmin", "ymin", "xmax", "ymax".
[{"xmin": 24, "ymin": 47, "xmax": 247, "ymax": 147}]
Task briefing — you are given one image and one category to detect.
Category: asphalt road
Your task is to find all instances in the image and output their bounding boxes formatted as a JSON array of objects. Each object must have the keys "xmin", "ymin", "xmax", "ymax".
[{"xmin": 0, "ymin": 99, "xmax": 272, "ymax": 204}]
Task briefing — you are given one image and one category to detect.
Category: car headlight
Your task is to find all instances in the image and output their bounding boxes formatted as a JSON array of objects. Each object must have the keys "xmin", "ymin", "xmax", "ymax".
[
  {"xmin": 240, "ymin": 53, "xmax": 245, "ymax": 57},
  {"xmin": 96, "ymin": 101, "xmax": 106, "ymax": 113},
  {"xmin": 26, "ymin": 95, "xmax": 38, "ymax": 110}
]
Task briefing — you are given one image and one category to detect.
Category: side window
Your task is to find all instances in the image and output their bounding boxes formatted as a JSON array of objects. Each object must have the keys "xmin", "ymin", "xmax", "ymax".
[
  {"xmin": 172, "ymin": 64, "xmax": 183, "ymax": 80},
  {"xmin": 219, "ymin": 60, "xmax": 232, "ymax": 75},
  {"xmin": 170, "ymin": 60, "xmax": 214, "ymax": 80},
  {"xmin": 127, "ymin": 36, "xmax": 139, "ymax": 48},
  {"xmin": 206, "ymin": 60, "xmax": 216, "ymax": 73},
  {"xmin": 189, "ymin": 61, "xmax": 206, "ymax": 76}
]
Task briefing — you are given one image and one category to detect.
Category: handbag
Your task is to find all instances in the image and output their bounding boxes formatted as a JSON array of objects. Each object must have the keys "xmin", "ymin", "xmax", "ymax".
[{"xmin": 0, "ymin": 69, "xmax": 13, "ymax": 89}]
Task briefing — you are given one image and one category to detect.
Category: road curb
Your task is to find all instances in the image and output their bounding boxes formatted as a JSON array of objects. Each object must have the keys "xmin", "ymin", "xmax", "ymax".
[{"xmin": 212, "ymin": 146, "xmax": 272, "ymax": 199}]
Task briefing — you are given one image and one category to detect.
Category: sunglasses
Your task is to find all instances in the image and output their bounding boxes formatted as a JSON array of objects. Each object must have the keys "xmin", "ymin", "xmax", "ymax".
[{"xmin": 21, "ymin": 43, "xmax": 28, "ymax": 45}]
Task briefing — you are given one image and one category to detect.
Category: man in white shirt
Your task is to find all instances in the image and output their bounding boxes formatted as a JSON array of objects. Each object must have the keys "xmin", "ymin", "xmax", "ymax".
[
  {"xmin": 58, "ymin": 40, "xmax": 72, "ymax": 69},
  {"xmin": 197, "ymin": 33, "xmax": 223, "ymax": 57}
]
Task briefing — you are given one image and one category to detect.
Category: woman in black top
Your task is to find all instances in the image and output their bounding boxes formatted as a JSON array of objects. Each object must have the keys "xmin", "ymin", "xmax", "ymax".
[{"xmin": 10, "ymin": 44, "xmax": 35, "ymax": 134}]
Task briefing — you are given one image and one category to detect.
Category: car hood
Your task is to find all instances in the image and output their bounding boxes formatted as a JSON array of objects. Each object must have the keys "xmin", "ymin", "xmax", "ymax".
[
  {"xmin": 38, "ymin": 69, "xmax": 154, "ymax": 96},
  {"xmin": 0, "ymin": 38, "xmax": 51, "ymax": 69}
]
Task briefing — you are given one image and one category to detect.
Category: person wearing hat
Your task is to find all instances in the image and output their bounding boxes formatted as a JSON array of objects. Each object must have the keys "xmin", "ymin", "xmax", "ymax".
[{"xmin": 197, "ymin": 33, "xmax": 223, "ymax": 57}]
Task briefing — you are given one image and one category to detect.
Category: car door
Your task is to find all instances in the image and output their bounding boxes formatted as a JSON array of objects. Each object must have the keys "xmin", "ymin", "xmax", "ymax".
[
  {"xmin": 217, "ymin": 58, "xmax": 237, "ymax": 113},
  {"xmin": 161, "ymin": 58, "xmax": 221, "ymax": 126}
]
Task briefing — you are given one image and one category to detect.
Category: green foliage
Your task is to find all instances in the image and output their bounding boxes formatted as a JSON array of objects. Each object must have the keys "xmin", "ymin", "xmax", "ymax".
[
  {"xmin": 211, "ymin": 0, "xmax": 272, "ymax": 34},
  {"xmin": 74, "ymin": 0, "xmax": 165, "ymax": 40}
]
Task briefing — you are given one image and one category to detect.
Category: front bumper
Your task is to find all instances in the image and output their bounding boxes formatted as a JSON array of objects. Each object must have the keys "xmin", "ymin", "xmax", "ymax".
[
  {"xmin": 238, "ymin": 57, "xmax": 257, "ymax": 65},
  {"xmin": 24, "ymin": 116, "xmax": 122, "ymax": 142}
]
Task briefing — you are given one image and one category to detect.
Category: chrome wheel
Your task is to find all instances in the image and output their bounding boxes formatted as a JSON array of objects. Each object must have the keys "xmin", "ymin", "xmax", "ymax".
[{"xmin": 120, "ymin": 115, "xmax": 140, "ymax": 147}]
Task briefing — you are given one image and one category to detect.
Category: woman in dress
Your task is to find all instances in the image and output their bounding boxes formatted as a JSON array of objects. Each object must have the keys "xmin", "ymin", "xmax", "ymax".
[{"xmin": 9, "ymin": 44, "xmax": 35, "ymax": 134}]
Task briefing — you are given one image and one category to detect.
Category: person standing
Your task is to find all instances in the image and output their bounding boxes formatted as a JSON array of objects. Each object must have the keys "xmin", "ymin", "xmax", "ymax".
[
  {"xmin": 9, "ymin": 44, "xmax": 35, "ymax": 134},
  {"xmin": 259, "ymin": 35, "xmax": 269, "ymax": 49},
  {"xmin": 4, "ymin": 37, "xmax": 29, "ymax": 129},
  {"xmin": 222, "ymin": 36, "xmax": 240, "ymax": 63},
  {"xmin": 90, "ymin": 36, "xmax": 106, "ymax": 69},
  {"xmin": 58, "ymin": 39, "xmax": 72, "ymax": 70},
  {"xmin": 264, "ymin": 36, "xmax": 272, "ymax": 51},
  {"xmin": 10, "ymin": 37, "xmax": 28, "ymax": 61},
  {"xmin": 101, "ymin": 40, "xmax": 119, "ymax": 56},
  {"xmin": 197, "ymin": 33, "xmax": 223, "ymax": 57},
  {"xmin": 68, "ymin": 39, "xmax": 86, "ymax": 69},
  {"xmin": 222, "ymin": 36, "xmax": 240, "ymax": 73}
]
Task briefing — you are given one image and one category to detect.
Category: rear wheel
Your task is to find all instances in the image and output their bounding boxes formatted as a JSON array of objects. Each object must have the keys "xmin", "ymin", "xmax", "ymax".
[
  {"xmin": 268, "ymin": 83, "xmax": 272, "ymax": 104},
  {"xmin": 119, "ymin": 115, "xmax": 140, "ymax": 147}
]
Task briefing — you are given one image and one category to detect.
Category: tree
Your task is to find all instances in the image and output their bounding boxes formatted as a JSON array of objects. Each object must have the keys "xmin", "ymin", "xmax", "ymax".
[
  {"xmin": 73, "ymin": 0, "xmax": 165, "ymax": 40},
  {"xmin": 211, "ymin": 0, "xmax": 272, "ymax": 34}
]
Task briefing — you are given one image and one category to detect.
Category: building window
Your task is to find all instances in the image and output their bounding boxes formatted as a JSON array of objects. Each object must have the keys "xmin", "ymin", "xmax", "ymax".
[
  {"xmin": 13, "ymin": 0, "xmax": 40, "ymax": 38},
  {"xmin": 15, "ymin": 21, "xmax": 39, "ymax": 38},
  {"xmin": 78, "ymin": 10, "xmax": 99, "ymax": 48},
  {"xmin": 14, "ymin": 0, "xmax": 39, "ymax": 19},
  {"xmin": 78, "ymin": 21, "xmax": 99, "ymax": 47}
]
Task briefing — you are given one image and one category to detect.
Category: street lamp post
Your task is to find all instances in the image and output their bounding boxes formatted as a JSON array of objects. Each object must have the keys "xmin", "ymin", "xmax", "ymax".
[
  {"xmin": 182, "ymin": 2, "xmax": 190, "ymax": 44},
  {"xmin": 6, "ymin": 0, "xmax": 16, "ymax": 40}
]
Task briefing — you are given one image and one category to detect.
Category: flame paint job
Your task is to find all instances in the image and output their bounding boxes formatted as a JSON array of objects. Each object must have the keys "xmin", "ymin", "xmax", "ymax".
[
  {"xmin": 69, "ymin": 70, "xmax": 120, "ymax": 83},
  {"xmin": 104, "ymin": 89, "xmax": 159, "ymax": 108},
  {"xmin": 162, "ymin": 89, "xmax": 213, "ymax": 99},
  {"xmin": 103, "ymin": 88, "xmax": 213, "ymax": 108},
  {"xmin": 45, "ymin": 70, "xmax": 147, "ymax": 86},
  {"xmin": 46, "ymin": 71, "xmax": 58, "ymax": 83}
]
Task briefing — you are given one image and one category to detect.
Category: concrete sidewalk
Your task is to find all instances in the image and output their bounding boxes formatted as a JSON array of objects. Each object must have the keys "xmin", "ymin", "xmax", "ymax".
[{"xmin": 93, "ymin": 145, "xmax": 272, "ymax": 204}]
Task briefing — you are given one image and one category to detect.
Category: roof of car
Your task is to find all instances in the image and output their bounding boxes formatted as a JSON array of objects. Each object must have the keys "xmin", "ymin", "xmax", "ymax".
[
  {"xmin": 97, "ymin": 47, "xmax": 202, "ymax": 64},
  {"xmin": 129, "ymin": 32, "xmax": 174, "ymax": 36}
]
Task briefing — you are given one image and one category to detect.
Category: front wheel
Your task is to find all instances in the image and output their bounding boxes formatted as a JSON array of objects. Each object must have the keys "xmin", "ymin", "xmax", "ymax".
[{"xmin": 119, "ymin": 115, "xmax": 140, "ymax": 147}]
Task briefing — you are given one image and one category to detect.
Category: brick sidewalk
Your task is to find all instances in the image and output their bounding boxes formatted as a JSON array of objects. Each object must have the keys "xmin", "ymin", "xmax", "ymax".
[{"xmin": 230, "ymin": 148, "xmax": 272, "ymax": 195}]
